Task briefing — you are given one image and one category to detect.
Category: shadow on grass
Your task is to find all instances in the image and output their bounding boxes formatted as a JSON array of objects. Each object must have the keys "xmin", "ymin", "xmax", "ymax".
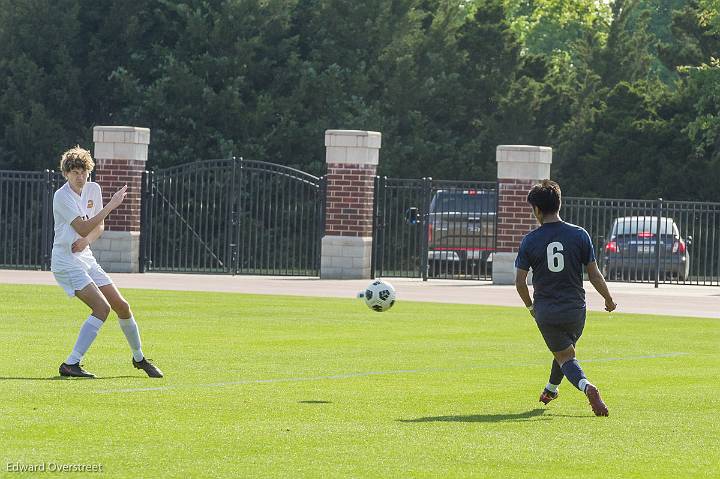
[
  {"xmin": 298, "ymin": 400, "xmax": 332, "ymax": 404},
  {"xmin": 400, "ymin": 408, "xmax": 595, "ymax": 423},
  {"xmin": 399, "ymin": 408, "xmax": 551, "ymax": 423},
  {"xmin": 0, "ymin": 375, "xmax": 142, "ymax": 381}
]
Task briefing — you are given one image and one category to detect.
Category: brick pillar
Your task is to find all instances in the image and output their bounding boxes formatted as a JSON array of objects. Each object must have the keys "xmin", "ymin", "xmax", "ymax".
[
  {"xmin": 493, "ymin": 145, "xmax": 552, "ymax": 284},
  {"xmin": 320, "ymin": 130, "xmax": 381, "ymax": 279},
  {"xmin": 91, "ymin": 126, "xmax": 150, "ymax": 273}
]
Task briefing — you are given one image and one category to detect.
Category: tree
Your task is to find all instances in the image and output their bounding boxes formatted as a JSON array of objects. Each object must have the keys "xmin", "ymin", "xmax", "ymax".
[
  {"xmin": 674, "ymin": 59, "xmax": 720, "ymax": 200},
  {"xmin": 0, "ymin": 1, "xmax": 87, "ymax": 170},
  {"xmin": 0, "ymin": 0, "xmax": 718, "ymax": 202},
  {"xmin": 503, "ymin": 0, "xmax": 612, "ymax": 58},
  {"xmin": 543, "ymin": 0, "xmax": 702, "ymax": 199},
  {"xmin": 658, "ymin": 0, "xmax": 720, "ymax": 72}
]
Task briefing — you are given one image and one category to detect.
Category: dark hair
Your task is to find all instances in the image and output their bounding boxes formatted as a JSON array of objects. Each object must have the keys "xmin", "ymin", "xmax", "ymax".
[{"xmin": 527, "ymin": 180, "xmax": 561, "ymax": 214}]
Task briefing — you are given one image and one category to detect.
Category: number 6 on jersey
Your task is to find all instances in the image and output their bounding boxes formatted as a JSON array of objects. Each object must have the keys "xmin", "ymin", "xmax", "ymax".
[{"xmin": 546, "ymin": 241, "xmax": 564, "ymax": 272}]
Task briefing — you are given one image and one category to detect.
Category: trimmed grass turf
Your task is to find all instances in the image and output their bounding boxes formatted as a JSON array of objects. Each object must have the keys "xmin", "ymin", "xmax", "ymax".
[{"xmin": 1, "ymin": 284, "xmax": 718, "ymax": 478}]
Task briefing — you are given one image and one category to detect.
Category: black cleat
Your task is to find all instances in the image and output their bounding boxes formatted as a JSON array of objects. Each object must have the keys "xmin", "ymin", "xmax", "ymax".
[
  {"xmin": 133, "ymin": 358, "xmax": 164, "ymax": 378},
  {"xmin": 59, "ymin": 362, "xmax": 96, "ymax": 378}
]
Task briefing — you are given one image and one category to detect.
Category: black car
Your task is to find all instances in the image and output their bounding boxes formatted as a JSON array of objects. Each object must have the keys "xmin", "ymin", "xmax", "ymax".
[
  {"xmin": 603, "ymin": 216, "xmax": 691, "ymax": 281},
  {"xmin": 426, "ymin": 189, "xmax": 496, "ymax": 274}
]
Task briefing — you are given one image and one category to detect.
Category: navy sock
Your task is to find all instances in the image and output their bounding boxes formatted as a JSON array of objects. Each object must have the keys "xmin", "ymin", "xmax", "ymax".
[
  {"xmin": 549, "ymin": 359, "xmax": 564, "ymax": 386},
  {"xmin": 560, "ymin": 359, "xmax": 587, "ymax": 391}
]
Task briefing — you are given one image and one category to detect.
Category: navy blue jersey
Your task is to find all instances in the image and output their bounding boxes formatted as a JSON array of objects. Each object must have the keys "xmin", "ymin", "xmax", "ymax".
[{"xmin": 515, "ymin": 221, "xmax": 596, "ymax": 315}]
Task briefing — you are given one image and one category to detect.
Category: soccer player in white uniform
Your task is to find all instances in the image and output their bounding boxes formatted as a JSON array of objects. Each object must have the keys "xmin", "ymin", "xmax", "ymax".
[{"xmin": 52, "ymin": 146, "xmax": 163, "ymax": 378}]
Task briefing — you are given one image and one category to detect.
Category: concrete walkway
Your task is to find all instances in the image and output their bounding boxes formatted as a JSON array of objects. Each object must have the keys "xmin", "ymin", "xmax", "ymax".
[{"xmin": 1, "ymin": 270, "xmax": 717, "ymax": 319}]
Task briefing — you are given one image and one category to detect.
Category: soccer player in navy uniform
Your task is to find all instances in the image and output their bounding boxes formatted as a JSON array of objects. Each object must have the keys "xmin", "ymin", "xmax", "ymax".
[{"xmin": 514, "ymin": 180, "xmax": 616, "ymax": 416}]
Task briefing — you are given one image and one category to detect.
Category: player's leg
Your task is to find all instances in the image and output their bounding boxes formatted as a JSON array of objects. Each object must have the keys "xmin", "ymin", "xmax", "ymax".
[
  {"xmin": 59, "ymin": 282, "xmax": 111, "ymax": 378},
  {"xmin": 539, "ymin": 359, "xmax": 563, "ymax": 404},
  {"xmin": 536, "ymin": 311, "xmax": 608, "ymax": 415},
  {"xmin": 541, "ymin": 337, "xmax": 580, "ymax": 402},
  {"xmin": 537, "ymin": 311, "xmax": 584, "ymax": 389},
  {"xmin": 98, "ymin": 283, "xmax": 141, "ymax": 360},
  {"xmin": 551, "ymin": 345, "xmax": 598, "ymax": 399},
  {"xmin": 552, "ymin": 345, "xmax": 608, "ymax": 417},
  {"xmin": 98, "ymin": 283, "xmax": 163, "ymax": 378},
  {"xmin": 534, "ymin": 317, "xmax": 565, "ymax": 404},
  {"xmin": 549, "ymin": 359, "xmax": 563, "ymax": 386},
  {"xmin": 551, "ymin": 312, "xmax": 592, "ymax": 393}
]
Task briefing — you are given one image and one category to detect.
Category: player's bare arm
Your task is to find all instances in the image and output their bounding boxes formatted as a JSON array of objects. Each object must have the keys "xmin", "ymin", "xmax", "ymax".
[
  {"xmin": 70, "ymin": 185, "xmax": 127, "ymax": 237},
  {"xmin": 586, "ymin": 261, "xmax": 617, "ymax": 312},
  {"xmin": 514, "ymin": 267, "xmax": 534, "ymax": 316},
  {"xmin": 71, "ymin": 222, "xmax": 104, "ymax": 253}
]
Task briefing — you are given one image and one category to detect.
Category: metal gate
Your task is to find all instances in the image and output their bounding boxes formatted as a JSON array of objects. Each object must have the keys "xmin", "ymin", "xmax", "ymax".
[
  {"xmin": 0, "ymin": 170, "xmax": 62, "ymax": 270},
  {"xmin": 563, "ymin": 197, "xmax": 720, "ymax": 286},
  {"xmin": 372, "ymin": 177, "xmax": 497, "ymax": 280},
  {"xmin": 141, "ymin": 158, "xmax": 325, "ymax": 275}
]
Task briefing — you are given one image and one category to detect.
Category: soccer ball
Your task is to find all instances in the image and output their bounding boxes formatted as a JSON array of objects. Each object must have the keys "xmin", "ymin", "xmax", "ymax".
[{"xmin": 359, "ymin": 279, "xmax": 396, "ymax": 312}]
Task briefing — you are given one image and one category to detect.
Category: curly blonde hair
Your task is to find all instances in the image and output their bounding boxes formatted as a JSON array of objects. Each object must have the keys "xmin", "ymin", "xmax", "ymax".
[{"xmin": 60, "ymin": 146, "xmax": 95, "ymax": 173}]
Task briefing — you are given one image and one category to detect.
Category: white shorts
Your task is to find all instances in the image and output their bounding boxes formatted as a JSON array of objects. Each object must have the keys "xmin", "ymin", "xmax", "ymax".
[{"xmin": 52, "ymin": 259, "xmax": 113, "ymax": 297}]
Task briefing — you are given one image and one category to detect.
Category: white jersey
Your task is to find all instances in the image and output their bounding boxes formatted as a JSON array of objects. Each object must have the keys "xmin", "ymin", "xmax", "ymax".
[{"xmin": 51, "ymin": 181, "xmax": 103, "ymax": 272}]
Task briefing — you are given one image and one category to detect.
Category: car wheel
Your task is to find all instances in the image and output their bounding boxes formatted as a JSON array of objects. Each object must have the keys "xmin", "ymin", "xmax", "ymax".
[{"xmin": 679, "ymin": 261, "xmax": 690, "ymax": 282}]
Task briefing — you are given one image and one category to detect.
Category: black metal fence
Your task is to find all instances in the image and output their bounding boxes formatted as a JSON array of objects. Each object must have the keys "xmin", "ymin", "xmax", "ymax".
[
  {"xmin": 372, "ymin": 177, "xmax": 497, "ymax": 280},
  {"xmin": 372, "ymin": 185, "xmax": 720, "ymax": 286},
  {"xmin": 563, "ymin": 197, "xmax": 720, "ymax": 286},
  {"xmin": 0, "ymin": 170, "xmax": 61, "ymax": 270},
  {"xmin": 141, "ymin": 158, "xmax": 325, "ymax": 275},
  {"xmin": 371, "ymin": 178, "xmax": 429, "ymax": 279},
  {"xmin": 2, "ymin": 165, "xmax": 719, "ymax": 288}
]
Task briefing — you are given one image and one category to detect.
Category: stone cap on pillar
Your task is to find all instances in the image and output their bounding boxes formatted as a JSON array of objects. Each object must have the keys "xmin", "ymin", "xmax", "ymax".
[
  {"xmin": 325, "ymin": 130, "xmax": 381, "ymax": 165},
  {"xmin": 497, "ymin": 145, "xmax": 552, "ymax": 180},
  {"xmin": 93, "ymin": 126, "xmax": 150, "ymax": 161}
]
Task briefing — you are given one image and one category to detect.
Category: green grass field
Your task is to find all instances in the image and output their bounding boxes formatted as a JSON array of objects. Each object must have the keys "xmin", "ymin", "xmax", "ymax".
[{"xmin": 1, "ymin": 284, "xmax": 718, "ymax": 478}]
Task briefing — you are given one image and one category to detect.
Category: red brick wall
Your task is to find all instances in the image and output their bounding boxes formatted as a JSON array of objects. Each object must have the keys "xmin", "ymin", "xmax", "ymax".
[
  {"xmin": 95, "ymin": 158, "xmax": 145, "ymax": 232},
  {"xmin": 324, "ymin": 163, "xmax": 376, "ymax": 237},
  {"xmin": 496, "ymin": 178, "xmax": 538, "ymax": 253}
]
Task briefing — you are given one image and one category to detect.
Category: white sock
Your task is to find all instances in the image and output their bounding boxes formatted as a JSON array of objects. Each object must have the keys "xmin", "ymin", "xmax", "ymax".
[
  {"xmin": 578, "ymin": 379, "xmax": 590, "ymax": 393},
  {"xmin": 118, "ymin": 316, "xmax": 144, "ymax": 362},
  {"xmin": 66, "ymin": 315, "xmax": 104, "ymax": 364},
  {"xmin": 545, "ymin": 382, "xmax": 559, "ymax": 393}
]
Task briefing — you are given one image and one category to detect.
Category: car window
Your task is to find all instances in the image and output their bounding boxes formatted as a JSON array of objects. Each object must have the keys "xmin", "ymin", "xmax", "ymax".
[
  {"xmin": 613, "ymin": 218, "xmax": 676, "ymax": 235},
  {"xmin": 431, "ymin": 192, "xmax": 496, "ymax": 213}
]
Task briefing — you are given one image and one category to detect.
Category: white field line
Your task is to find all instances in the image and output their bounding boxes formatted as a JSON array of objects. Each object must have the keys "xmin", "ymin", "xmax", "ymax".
[{"xmin": 94, "ymin": 352, "xmax": 688, "ymax": 394}]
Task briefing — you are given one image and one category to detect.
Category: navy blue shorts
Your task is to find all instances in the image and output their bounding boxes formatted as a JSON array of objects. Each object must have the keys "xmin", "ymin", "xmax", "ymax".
[{"xmin": 534, "ymin": 309, "xmax": 586, "ymax": 352}]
